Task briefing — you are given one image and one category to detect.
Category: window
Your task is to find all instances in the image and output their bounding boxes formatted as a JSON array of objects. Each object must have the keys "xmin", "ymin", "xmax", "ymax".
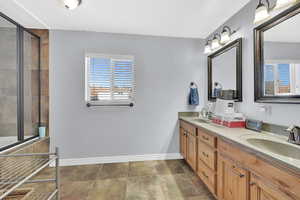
[
  {"xmin": 264, "ymin": 60, "xmax": 300, "ymax": 96},
  {"xmin": 85, "ymin": 54, "xmax": 135, "ymax": 106}
]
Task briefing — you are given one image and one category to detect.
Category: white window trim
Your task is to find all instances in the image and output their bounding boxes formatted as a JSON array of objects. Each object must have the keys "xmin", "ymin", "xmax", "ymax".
[{"xmin": 84, "ymin": 53, "xmax": 136, "ymax": 106}]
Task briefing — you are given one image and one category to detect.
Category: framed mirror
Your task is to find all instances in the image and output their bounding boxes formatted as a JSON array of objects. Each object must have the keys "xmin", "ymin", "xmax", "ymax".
[
  {"xmin": 254, "ymin": 3, "xmax": 300, "ymax": 103},
  {"xmin": 208, "ymin": 38, "xmax": 243, "ymax": 102}
]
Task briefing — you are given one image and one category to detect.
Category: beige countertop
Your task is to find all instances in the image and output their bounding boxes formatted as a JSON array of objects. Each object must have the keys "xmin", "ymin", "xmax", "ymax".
[{"xmin": 179, "ymin": 116, "xmax": 300, "ymax": 174}]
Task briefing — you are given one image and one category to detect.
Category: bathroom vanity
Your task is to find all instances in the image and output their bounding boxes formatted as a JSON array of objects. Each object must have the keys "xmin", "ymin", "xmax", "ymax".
[{"xmin": 179, "ymin": 117, "xmax": 300, "ymax": 200}]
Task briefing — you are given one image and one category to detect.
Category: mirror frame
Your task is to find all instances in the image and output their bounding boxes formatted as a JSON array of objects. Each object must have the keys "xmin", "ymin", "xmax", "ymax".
[
  {"xmin": 208, "ymin": 38, "xmax": 243, "ymax": 102},
  {"xmin": 254, "ymin": 3, "xmax": 300, "ymax": 104}
]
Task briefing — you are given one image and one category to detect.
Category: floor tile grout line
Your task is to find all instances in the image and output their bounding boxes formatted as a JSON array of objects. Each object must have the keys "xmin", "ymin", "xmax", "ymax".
[{"xmin": 42, "ymin": 160, "xmax": 214, "ymax": 200}]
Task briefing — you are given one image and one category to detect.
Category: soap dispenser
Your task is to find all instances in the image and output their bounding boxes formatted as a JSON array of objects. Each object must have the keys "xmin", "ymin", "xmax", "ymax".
[{"xmin": 287, "ymin": 125, "xmax": 300, "ymax": 145}]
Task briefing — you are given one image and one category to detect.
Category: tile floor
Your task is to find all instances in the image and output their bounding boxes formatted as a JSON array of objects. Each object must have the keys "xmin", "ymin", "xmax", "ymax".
[{"xmin": 35, "ymin": 159, "xmax": 216, "ymax": 200}]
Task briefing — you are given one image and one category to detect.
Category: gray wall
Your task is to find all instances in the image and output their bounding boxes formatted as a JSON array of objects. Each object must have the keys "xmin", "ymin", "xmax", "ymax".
[
  {"xmin": 205, "ymin": 0, "xmax": 300, "ymax": 126},
  {"xmin": 265, "ymin": 41, "xmax": 300, "ymax": 60},
  {"xmin": 50, "ymin": 30, "xmax": 205, "ymax": 159}
]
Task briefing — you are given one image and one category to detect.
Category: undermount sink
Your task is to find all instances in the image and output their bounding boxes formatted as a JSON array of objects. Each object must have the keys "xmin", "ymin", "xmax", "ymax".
[{"xmin": 246, "ymin": 138, "xmax": 300, "ymax": 160}]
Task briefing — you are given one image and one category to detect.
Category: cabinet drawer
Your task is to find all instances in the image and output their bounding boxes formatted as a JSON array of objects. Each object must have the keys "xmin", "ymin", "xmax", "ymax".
[
  {"xmin": 198, "ymin": 129, "xmax": 216, "ymax": 148},
  {"xmin": 197, "ymin": 160, "xmax": 216, "ymax": 195},
  {"xmin": 180, "ymin": 120, "xmax": 197, "ymax": 136},
  {"xmin": 198, "ymin": 140, "xmax": 216, "ymax": 171}
]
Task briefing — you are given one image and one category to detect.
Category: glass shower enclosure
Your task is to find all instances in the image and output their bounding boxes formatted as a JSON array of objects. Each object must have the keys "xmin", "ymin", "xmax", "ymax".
[{"xmin": 0, "ymin": 12, "xmax": 41, "ymax": 151}]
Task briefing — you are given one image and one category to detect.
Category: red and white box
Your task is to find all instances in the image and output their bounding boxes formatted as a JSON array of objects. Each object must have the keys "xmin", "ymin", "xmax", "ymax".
[
  {"xmin": 212, "ymin": 114, "xmax": 245, "ymax": 128},
  {"xmin": 222, "ymin": 120, "xmax": 245, "ymax": 128},
  {"xmin": 212, "ymin": 115, "xmax": 223, "ymax": 125},
  {"xmin": 222, "ymin": 114, "xmax": 245, "ymax": 128}
]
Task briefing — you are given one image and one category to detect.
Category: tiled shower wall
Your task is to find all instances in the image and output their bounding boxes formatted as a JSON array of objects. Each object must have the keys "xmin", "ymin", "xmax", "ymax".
[
  {"xmin": 23, "ymin": 30, "xmax": 40, "ymax": 138},
  {"xmin": 0, "ymin": 29, "xmax": 49, "ymax": 138},
  {"xmin": 0, "ymin": 27, "xmax": 18, "ymax": 138},
  {"xmin": 3, "ymin": 29, "xmax": 49, "ymax": 153},
  {"xmin": 29, "ymin": 29, "xmax": 49, "ymax": 135}
]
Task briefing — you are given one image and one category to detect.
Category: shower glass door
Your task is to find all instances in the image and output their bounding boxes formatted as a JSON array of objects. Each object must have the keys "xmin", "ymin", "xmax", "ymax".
[
  {"xmin": 0, "ymin": 13, "xmax": 41, "ymax": 151},
  {"xmin": 0, "ymin": 16, "xmax": 18, "ymax": 149}
]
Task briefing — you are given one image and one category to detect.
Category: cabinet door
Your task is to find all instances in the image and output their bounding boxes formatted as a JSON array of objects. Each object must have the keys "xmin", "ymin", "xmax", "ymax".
[
  {"xmin": 180, "ymin": 128, "xmax": 187, "ymax": 159},
  {"xmin": 250, "ymin": 173, "xmax": 295, "ymax": 200},
  {"xmin": 186, "ymin": 132, "xmax": 197, "ymax": 171},
  {"xmin": 218, "ymin": 154, "xmax": 248, "ymax": 200}
]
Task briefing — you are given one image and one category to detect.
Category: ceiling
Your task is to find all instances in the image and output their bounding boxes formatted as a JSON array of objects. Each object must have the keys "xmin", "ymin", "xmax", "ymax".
[
  {"xmin": 264, "ymin": 13, "xmax": 300, "ymax": 43},
  {"xmin": 0, "ymin": 0, "xmax": 250, "ymax": 38}
]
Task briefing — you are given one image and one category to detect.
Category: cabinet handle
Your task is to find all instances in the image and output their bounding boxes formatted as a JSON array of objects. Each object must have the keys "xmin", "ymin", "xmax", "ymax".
[
  {"xmin": 202, "ymin": 152, "xmax": 209, "ymax": 157},
  {"xmin": 250, "ymin": 182, "xmax": 256, "ymax": 186},
  {"xmin": 202, "ymin": 135, "xmax": 209, "ymax": 141},
  {"xmin": 231, "ymin": 167, "xmax": 245, "ymax": 178},
  {"xmin": 202, "ymin": 171, "xmax": 209, "ymax": 179}
]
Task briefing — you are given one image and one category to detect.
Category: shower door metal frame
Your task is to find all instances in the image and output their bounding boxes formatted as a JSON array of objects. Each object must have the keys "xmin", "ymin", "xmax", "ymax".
[{"xmin": 0, "ymin": 12, "xmax": 41, "ymax": 151}]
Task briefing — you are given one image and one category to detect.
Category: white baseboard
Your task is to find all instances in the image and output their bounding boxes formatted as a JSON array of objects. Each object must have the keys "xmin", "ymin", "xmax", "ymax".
[{"xmin": 56, "ymin": 153, "xmax": 183, "ymax": 167}]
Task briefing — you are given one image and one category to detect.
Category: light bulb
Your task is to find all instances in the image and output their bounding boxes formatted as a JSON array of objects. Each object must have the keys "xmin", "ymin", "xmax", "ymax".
[
  {"xmin": 211, "ymin": 38, "xmax": 220, "ymax": 49},
  {"xmin": 204, "ymin": 44, "xmax": 211, "ymax": 54},
  {"xmin": 63, "ymin": 0, "xmax": 81, "ymax": 10},
  {"xmin": 254, "ymin": 2, "xmax": 270, "ymax": 24},
  {"xmin": 274, "ymin": 0, "xmax": 296, "ymax": 9},
  {"xmin": 220, "ymin": 31, "xmax": 231, "ymax": 44}
]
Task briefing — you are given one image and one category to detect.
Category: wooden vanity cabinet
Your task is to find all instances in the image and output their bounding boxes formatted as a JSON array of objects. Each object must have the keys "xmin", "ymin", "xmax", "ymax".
[
  {"xmin": 219, "ymin": 139, "xmax": 300, "ymax": 200},
  {"xmin": 180, "ymin": 121, "xmax": 197, "ymax": 171},
  {"xmin": 179, "ymin": 120, "xmax": 300, "ymax": 200},
  {"xmin": 197, "ymin": 129, "xmax": 218, "ymax": 195},
  {"xmin": 218, "ymin": 154, "xmax": 249, "ymax": 200},
  {"xmin": 250, "ymin": 173, "xmax": 295, "ymax": 200}
]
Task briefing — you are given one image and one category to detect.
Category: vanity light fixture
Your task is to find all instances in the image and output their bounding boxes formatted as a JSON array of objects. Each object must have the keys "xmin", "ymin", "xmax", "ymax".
[
  {"xmin": 204, "ymin": 40, "xmax": 212, "ymax": 54},
  {"xmin": 204, "ymin": 26, "xmax": 237, "ymax": 54},
  {"xmin": 274, "ymin": 0, "xmax": 297, "ymax": 9},
  {"xmin": 63, "ymin": 0, "xmax": 82, "ymax": 10},
  {"xmin": 220, "ymin": 26, "xmax": 235, "ymax": 44},
  {"xmin": 211, "ymin": 33, "xmax": 221, "ymax": 50},
  {"xmin": 254, "ymin": 0, "xmax": 270, "ymax": 24}
]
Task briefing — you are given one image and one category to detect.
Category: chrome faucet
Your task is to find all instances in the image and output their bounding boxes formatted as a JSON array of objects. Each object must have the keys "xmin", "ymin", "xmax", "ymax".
[{"xmin": 286, "ymin": 125, "xmax": 300, "ymax": 145}]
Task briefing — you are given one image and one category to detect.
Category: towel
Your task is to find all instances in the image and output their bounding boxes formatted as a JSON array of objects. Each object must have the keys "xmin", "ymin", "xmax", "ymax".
[{"xmin": 189, "ymin": 87, "xmax": 199, "ymax": 105}]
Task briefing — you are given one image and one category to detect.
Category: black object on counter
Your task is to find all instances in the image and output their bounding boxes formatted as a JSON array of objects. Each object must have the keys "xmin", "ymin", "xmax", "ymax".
[{"xmin": 220, "ymin": 90, "xmax": 236, "ymax": 100}]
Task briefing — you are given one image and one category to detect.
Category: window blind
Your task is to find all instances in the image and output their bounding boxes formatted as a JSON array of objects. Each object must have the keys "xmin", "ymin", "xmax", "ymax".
[
  {"xmin": 85, "ymin": 54, "xmax": 135, "ymax": 106},
  {"xmin": 278, "ymin": 64, "xmax": 290, "ymax": 87}
]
